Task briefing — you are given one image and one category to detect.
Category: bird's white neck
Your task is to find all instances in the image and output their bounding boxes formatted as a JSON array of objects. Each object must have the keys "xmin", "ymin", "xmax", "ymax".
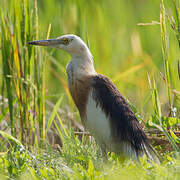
[{"xmin": 66, "ymin": 48, "xmax": 97, "ymax": 79}]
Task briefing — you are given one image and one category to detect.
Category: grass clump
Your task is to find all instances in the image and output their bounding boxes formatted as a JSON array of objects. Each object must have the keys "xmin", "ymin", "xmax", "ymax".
[{"xmin": 0, "ymin": 135, "xmax": 180, "ymax": 179}]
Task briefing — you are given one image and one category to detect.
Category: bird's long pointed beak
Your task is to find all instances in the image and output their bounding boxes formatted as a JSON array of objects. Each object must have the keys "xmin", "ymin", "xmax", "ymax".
[{"xmin": 28, "ymin": 38, "xmax": 60, "ymax": 46}]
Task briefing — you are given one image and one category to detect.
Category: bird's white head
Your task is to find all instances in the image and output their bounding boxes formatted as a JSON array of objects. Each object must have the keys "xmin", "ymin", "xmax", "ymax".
[{"xmin": 28, "ymin": 34, "xmax": 92, "ymax": 59}]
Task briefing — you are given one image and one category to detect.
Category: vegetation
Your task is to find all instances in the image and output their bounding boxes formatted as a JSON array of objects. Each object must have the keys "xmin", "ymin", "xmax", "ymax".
[{"xmin": 0, "ymin": 0, "xmax": 180, "ymax": 179}]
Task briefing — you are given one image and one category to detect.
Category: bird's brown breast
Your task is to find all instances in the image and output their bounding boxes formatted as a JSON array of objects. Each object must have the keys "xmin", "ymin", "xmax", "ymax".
[{"xmin": 69, "ymin": 75, "xmax": 94, "ymax": 125}]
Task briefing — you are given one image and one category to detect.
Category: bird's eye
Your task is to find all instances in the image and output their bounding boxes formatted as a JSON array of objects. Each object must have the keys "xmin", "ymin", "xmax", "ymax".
[{"xmin": 62, "ymin": 38, "xmax": 70, "ymax": 45}]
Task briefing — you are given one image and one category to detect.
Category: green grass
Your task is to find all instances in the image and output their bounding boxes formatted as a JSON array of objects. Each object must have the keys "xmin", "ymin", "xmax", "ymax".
[
  {"xmin": 0, "ymin": 131, "xmax": 180, "ymax": 180},
  {"xmin": 0, "ymin": 0, "xmax": 180, "ymax": 179}
]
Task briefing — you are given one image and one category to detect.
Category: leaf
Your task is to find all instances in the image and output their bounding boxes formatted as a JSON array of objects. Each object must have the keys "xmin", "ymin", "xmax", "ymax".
[
  {"xmin": 88, "ymin": 160, "xmax": 94, "ymax": 177},
  {"xmin": 0, "ymin": 130, "xmax": 22, "ymax": 146},
  {"xmin": 56, "ymin": 112, "xmax": 68, "ymax": 136},
  {"xmin": 178, "ymin": 60, "xmax": 180, "ymax": 80},
  {"xmin": 54, "ymin": 120, "xmax": 64, "ymax": 143},
  {"xmin": 0, "ymin": 106, "xmax": 9, "ymax": 123},
  {"xmin": 46, "ymin": 95, "xmax": 63, "ymax": 134},
  {"xmin": 160, "ymin": 0, "xmax": 169, "ymax": 61},
  {"xmin": 148, "ymin": 121, "xmax": 163, "ymax": 131},
  {"xmin": 161, "ymin": 126, "xmax": 180, "ymax": 152},
  {"xmin": 169, "ymin": 130, "xmax": 180, "ymax": 144},
  {"xmin": 162, "ymin": 116, "xmax": 180, "ymax": 127}
]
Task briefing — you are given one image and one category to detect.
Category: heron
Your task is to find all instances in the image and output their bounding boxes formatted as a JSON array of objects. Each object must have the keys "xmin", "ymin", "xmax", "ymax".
[{"xmin": 28, "ymin": 34, "xmax": 159, "ymax": 163}]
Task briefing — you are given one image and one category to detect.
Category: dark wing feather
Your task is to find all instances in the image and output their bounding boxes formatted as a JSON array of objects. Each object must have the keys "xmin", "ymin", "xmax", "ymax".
[{"xmin": 92, "ymin": 74, "xmax": 147, "ymax": 153}]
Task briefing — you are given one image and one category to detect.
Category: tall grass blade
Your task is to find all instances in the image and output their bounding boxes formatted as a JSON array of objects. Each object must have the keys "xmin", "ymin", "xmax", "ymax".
[
  {"xmin": 0, "ymin": 130, "xmax": 22, "ymax": 146},
  {"xmin": 46, "ymin": 96, "xmax": 63, "ymax": 135},
  {"xmin": 160, "ymin": 1, "xmax": 172, "ymax": 113},
  {"xmin": 178, "ymin": 60, "xmax": 180, "ymax": 80},
  {"xmin": 1, "ymin": 13, "xmax": 15, "ymax": 136},
  {"xmin": 56, "ymin": 112, "xmax": 68, "ymax": 137}
]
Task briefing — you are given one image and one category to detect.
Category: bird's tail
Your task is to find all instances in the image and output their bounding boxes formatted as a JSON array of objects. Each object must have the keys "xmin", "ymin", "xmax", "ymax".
[{"xmin": 141, "ymin": 142, "xmax": 160, "ymax": 164}]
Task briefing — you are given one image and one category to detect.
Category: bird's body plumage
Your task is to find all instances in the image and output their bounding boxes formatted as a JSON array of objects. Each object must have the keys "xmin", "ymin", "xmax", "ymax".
[
  {"xmin": 28, "ymin": 34, "xmax": 160, "ymax": 163},
  {"xmin": 66, "ymin": 57, "xmax": 158, "ymax": 161}
]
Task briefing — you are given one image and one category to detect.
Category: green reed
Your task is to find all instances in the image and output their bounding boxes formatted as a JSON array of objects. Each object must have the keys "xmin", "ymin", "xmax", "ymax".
[
  {"xmin": 147, "ymin": 0, "xmax": 180, "ymax": 152},
  {"xmin": 0, "ymin": 0, "xmax": 45, "ymax": 145}
]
